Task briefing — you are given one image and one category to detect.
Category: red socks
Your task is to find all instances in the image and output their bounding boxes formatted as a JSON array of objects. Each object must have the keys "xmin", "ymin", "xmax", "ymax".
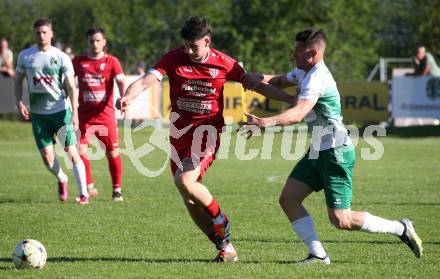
[
  {"xmin": 79, "ymin": 154, "xmax": 93, "ymax": 186},
  {"xmin": 108, "ymin": 155, "xmax": 122, "ymax": 189},
  {"xmin": 205, "ymin": 198, "xmax": 221, "ymax": 219}
]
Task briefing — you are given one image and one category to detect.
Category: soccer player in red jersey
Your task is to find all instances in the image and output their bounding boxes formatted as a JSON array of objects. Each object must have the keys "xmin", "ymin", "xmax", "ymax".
[
  {"xmin": 118, "ymin": 17, "xmax": 249, "ymax": 262},
  {"xmin": 73, "ymin": 28, "xmax": 127, "ymax": 202}
]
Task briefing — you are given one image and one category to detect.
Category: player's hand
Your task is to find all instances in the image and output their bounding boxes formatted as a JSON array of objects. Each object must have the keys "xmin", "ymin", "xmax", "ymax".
[
  {"xmin": 116, "ymin": 96, "xmax": 130, "ymax": 113},
  {"xmin": 71, "ymin": 112, "xmax": 79, "ymax": 130},
  {"xmin": 237, "ymin": 112, "xmax": 271, "ymax": 139},
  {"xmin": 16, "ymin": 101, "xmax": 29, "ymax": 121},
  {"xmin": 241, "ymin": 73, "xmax": 264, "ymax": 91}
]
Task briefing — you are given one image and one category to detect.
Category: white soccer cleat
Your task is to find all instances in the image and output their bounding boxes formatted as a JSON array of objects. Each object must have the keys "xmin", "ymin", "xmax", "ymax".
[
  {"xmin": 297, "ymin": 254, "xmax": 331, "ymax": 265},
  {"xmin": 399, "ymin": 218, "xmax": 423, "ymax": 258},
  {"xmin": 213, "ymin": 242, "xmax": 238, "ymax": 262}
]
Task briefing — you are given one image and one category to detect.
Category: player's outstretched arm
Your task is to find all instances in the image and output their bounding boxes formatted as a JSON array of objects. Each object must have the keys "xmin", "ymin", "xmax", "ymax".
[
  {"xmin": 242, "ymin": 73, "xmax": 294, "ymax": 90},
  {"xmin": 117, "ymin": 73, "xmax": 159, "ymax": 113},
  {"xmin": 14, "ymin": 72, "xmax": 29, "ymax": 120},
  {"xmin": 251, "ymin": 82, "xmax": 296, "ymax": 105},
  {"xmin": 245, "ymin": 98, "xmax": 317, "ymax": 128}
]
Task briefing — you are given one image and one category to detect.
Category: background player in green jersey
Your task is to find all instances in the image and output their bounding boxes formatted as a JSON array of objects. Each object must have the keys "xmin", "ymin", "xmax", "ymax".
[
  {"xmin": 241, "ymin": 28, "xmax": 423, "ymax": 264},
  {"xmin": 14, "ymin": 19, "xmax": 89, "ymax": 204}
]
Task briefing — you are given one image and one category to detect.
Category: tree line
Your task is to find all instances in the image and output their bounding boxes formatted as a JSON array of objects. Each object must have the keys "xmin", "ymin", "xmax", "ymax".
[{"xmin": 1, "ymin": 0, "xmax": 439, "ymax": 81}]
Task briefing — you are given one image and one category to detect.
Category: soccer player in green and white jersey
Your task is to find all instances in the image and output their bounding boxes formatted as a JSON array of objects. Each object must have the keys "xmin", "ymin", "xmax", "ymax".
[
  {"xmin": 15, "ymin": 19, "xmax": 89, "ymax": 204},
  {"xmin": 241, "ymin": 28, "xmax": 423, "ymax": 264}
]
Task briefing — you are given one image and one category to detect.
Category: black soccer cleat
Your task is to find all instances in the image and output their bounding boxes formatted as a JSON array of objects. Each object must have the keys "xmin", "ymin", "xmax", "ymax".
[{"xmin": 112, "ymin": 189, "xmax": 124, "ymax": 202}]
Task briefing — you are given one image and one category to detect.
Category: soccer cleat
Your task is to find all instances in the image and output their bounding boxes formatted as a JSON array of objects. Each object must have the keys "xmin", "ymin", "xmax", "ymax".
[
  {"xmin": 296, "ymin": 254, "xmax": 331, "ymax": 265},
  {"xmin": 78, "ymin": 195, "xmax": 89, "ymax": 205},
  {"xmin": 213, "ymin": 242, "xmax": 238, "ymax": 263},
  {"xmin": 58, "ymin": 178, "xmax": 68, "ymax": 202},
  {"xmin": 213, "ymin": 213, "xmax": 231, "ymax": 250},
  {"xmin": 112, "ymin": 189, "xmax": 124, "ymax": 202},
  {"xmin": 87, "ymin": 184, "xmax": 98, "ymax": 198},
  {"xmin": 399, "ymin": 218, "xmax": 423, "ymax": 258}
]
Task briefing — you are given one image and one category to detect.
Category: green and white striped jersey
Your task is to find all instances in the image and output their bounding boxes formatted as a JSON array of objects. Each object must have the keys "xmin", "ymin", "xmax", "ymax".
[
  {"xmin": 287, "ymin": 61, "xmax": 351, "ymax": 151},
  {"xmin": 16, "ymin": 46, "xmax": 74, "ymax": 114}
]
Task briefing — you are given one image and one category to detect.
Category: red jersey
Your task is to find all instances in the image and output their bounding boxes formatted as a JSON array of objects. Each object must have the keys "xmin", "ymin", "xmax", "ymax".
[
  {"xmin": 72, "ymin": 53, "xmax": 124, "ymax": 121},
  {"xmin": 151, "ymin": 46, "xmax": 245, "ymax": 129}
]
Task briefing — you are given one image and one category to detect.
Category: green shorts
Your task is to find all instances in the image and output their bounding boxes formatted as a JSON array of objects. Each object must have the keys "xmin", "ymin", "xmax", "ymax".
[
  {"xmin": 30, "ymin": 109, "xmax": 77, "ymax": 149},
  {"xmin": 289, "ymin": 144, "xmax": 356, "ymax": 209}
]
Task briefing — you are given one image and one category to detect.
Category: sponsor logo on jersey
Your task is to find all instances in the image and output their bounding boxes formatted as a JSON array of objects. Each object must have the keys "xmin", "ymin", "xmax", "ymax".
[
  {"xmin": 209, "ymin": 68, "xmax": 219, "ymax": 78},
  {"xmin": 50, "ymin": 57, "xmax": 58, "ymax": 65},
  {"xmin": 33, "ymin": 76, "xmax": 53, "ymax": 86}
]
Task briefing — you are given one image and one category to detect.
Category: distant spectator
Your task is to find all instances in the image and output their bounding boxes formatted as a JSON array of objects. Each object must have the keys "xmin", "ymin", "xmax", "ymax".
[
  {"xmin": 135, "ymin": 61, "xmax": 146, "ymax": 76},
  {"xmin": 412, "ymin": 46, "xmax": 440, "ymax": 77},
  {"xmin": 0, "ymin": 37, "xmax": 15, "ymax": 77},
  {"xmin": 64, "ymin": 45, "xmax": 75, "ymax": 59}
]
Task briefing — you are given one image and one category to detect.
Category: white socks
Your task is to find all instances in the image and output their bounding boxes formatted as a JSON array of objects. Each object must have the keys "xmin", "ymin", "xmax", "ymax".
[
  {"xmin": 72, "ymin": 162, "xmax": 89, "ymax": 198},
  {"xmin": 360, "ymin": 212, "xmax": 404, "ymax": 236},
  {"xmin": 292, "ymin": 216, "xmax": 327, "ymax": 258},
  {"xmin": 46, "ymin": 158, "xmax": 67, "ymax": 182}
]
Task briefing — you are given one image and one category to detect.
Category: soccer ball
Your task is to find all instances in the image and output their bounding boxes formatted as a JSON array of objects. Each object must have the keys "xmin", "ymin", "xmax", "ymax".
[{"xmin": 12, "ymin": 239, "xmax": 47, "ymax": 269}]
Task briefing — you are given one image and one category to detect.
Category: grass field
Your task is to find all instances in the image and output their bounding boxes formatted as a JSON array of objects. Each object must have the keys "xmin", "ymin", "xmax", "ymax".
[{"xmin": 0, "ymin": 120, "xmax": 439, "ymax": 278}]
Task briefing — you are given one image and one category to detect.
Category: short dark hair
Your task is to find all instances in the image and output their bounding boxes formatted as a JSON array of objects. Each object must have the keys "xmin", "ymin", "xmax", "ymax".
[
  {"xmin": 413, "ymin": 45, "xmax": 425, "ymax": 54},
  {"xmin": 295, "ymin": 28, "xmax": 326, "ymax": 47},
  {"xmin": 33, "ymin": 18, "xmax": 52, "ymax": 29},
  {"xmin": 180, "ymin": 17, "xmax": 211, "ymax": 41},
  {"xmin": 86, "ymin": 27, "xmax": 105, "ymax": 37}
]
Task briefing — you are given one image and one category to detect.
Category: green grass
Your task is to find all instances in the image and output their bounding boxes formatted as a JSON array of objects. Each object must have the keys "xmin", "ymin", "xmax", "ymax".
[{"xmin": 0, "ymin": 120, "xmax": 439, "ymax": 278}]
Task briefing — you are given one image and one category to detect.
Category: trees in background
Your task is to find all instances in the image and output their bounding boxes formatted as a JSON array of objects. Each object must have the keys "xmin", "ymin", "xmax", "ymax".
[{"xmin": 0, "ymin": 0, "xmax": 438, "ymax": 80}]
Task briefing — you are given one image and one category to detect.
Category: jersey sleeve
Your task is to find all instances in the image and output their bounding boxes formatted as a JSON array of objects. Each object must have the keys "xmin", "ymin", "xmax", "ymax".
[
  {"xmin": 286, "ymin": 68, "xmax": 303, "ymax": 84},
  {"xmin": 111, "ymin": 57, "xmax": 124, "ymax": 78},
  {"xmin": 15, "ymin": 51, "xmax": 25, "ymax": 74},
  {"xmin": 72, "ymin": 57, "xmax": 79, "ymax": 76},
  {"xmin": 298, "ymin": 73, "xmax": 326, "ymax": 101},
  {"xmin": 226, "ymin": 60, "xmax": 245, "ymax": 82},
  {"xmin": 427, "ymin": 53, "xmax": 437, "ymax": 68},
  {"xmin": 150, "ymin": 52, "xmax": 174, "ymax": 81},
  {"xmin": 61, "ymin": 53, "xmax": 75, "ymax": 76}
]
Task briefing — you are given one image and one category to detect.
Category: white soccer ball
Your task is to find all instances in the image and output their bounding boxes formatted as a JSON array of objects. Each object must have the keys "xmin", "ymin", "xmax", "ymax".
[{"xmin": 12, "ymin": 239, "xmax": 47, "ymax": 269}]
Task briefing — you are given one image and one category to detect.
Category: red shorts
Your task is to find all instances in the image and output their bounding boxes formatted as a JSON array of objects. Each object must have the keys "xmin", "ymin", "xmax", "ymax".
[
  {"xmin": 79, "ymin": 118, "xmax": 119, "ymax": 151},
  {"xmin": 170, "ymin": 126, "xmax": 221, "ymax": 180}
]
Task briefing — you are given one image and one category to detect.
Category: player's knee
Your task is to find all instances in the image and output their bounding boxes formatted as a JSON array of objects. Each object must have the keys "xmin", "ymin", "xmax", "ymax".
[
  {"xmin": 174, "ymin": 173, "xmax": 195, "ymax": 193},
  {"xmin": 329, "ymin": 215, "xmax": 353, "ymax": 230},
  {"xmin": 106, "ymin": 149, "xmax": 119, "ymax": 159},
  {"xmin": 41, "ymin": 153, "xmax": 54, "ymax": 166},
  {"xmin": 65, "ymin": 146, "xmax": 81, "ymax": 164},
  {"xmin": 279, "ymin": 192, "xmax": 290, "ymax": 209},
  {"xmin": 279, "ymin": 190, "xmax": 301, "ymax": 209},
  {"xmin": 78, "ymin": 146, "xmax": 88, "ymax": 156}
]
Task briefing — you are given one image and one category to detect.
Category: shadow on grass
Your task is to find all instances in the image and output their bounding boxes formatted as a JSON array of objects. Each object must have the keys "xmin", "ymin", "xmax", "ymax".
[
  {"xmin": 2, "ymin": 198, "xmax": 439, "ymax": 207},
  {"xmin": 386, "ymin": 125, "xmax": 440, "ymax": 138},
  {"xmin": 0, "ymin": 198, "xmax": 49, "ymax": 204},
  {"xmin": 0, "ymin": 257, "xmax": 351, "ymax": 265},
  {"xmin": 47, "ymin": 257, "xmax": 213, "ymax": 264},
  {"xmin": 351, "ymin": 202, "xmax": 440, "ymax": 206},
  {"xmin": 235, "ymin": 238, "xmax": 440, "ymax": 245}
]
